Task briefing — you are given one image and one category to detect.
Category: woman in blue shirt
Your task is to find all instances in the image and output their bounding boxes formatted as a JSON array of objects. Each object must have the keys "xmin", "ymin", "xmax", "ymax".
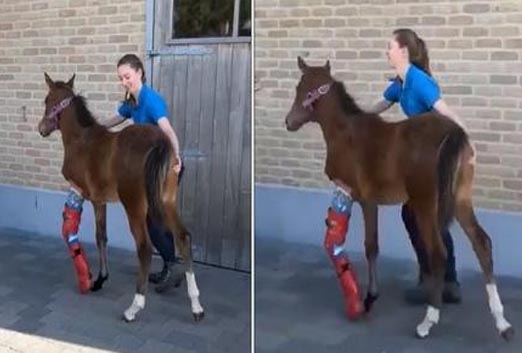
[
  {"xmin": 106, "ymin": 54, "xmax": 183, "ymax": 292},
  {"xmin": 324, "ymin": 29, "xmax": 464, "ymax": 316},
  {"xmin": 321, "ymin": 28, "xmax": 468, "ymax": 318},
  {"xmin": 371, "ymin": 28, "xmax": 464, "ymax": 304}
]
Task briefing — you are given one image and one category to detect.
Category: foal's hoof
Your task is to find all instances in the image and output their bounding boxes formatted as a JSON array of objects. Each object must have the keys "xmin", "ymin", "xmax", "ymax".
[
  {"xmin": 415, "ymin": 321, "xmax": 434, "ymax": 339},
  {"xmin": 122, "ymin": 307, "xmax": 140, "ymax": 323},
  {"xmin": 91, "ymin": 274, "xmax": 109, "ymax": 292},
  {"xmin": 122, "ymin": 313, "xmax": 135, "ymax": 323},
  {"xmin": 364, "ymin": 292, "xmax": 379, "ymax": 313},
  {"xmin": 414, "ymin": 330, "xmax": 429, "ymax": 339},
  {"xmin": 500, "ymin": 326, "xmax": 515, "ymax": 341},
  {"xmin": 193, "ymin": 311, "xmax": 205, "ymax": 322}
]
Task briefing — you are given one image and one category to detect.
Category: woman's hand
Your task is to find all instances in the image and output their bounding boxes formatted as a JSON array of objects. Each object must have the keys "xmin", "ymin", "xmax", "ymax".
[
  {"xmin": 173, "ymin": 156, "xmax": 182, "ymax": 174},
  {"xmin": 368, "ymin": 99, "xmax": 393, "ymax": 115},
  {"xmin": 103, "ymin": 115, "xmax": 126, "ymax": 128}
]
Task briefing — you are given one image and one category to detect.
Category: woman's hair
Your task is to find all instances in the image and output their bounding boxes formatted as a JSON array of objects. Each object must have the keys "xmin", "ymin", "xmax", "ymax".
[
  {"xmin": 393, "ymin": 28, "xmax": 431, "ymax": 77},
  {"xmin": 117, "ymin": 54, "xmax": 146, "ymax": 106}
]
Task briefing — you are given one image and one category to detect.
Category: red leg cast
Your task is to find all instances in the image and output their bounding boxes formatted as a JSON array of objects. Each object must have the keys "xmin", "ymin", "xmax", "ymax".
[
  {"xmin": 62, "ymin": 205, "xmax": 92, "ymax": 294},
  {"xmin": 324, "ymin": 207, "xmax": 363, "ymax": 320}
]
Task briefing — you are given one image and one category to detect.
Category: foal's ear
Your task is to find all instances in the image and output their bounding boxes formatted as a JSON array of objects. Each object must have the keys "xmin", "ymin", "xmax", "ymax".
[
  {"xmin": 297, "ymin": 56, "xmax": 308, "ymax": 72},
  {"xmin": 44, "ymin": 72, "xmax": 55, "ymax": 88},
  {"xmin": 66, "ymin": 73, "xmax": 76, "ymax": 89},
  {"xmin": 324, "ymin": 60, "xmax": 331, "ymax": 73}
]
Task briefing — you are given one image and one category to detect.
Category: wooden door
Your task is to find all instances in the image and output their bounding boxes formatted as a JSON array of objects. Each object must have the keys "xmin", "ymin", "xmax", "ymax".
[{"xmin": 149, "ymin": 0, "xmax": 251, "ymax": 271}]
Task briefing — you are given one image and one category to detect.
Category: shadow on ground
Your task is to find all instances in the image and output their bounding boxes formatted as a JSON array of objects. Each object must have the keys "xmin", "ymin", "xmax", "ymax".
[
  {"xmin": 256, "ymin": 237, "xmax": 522, "ymax": 353},
  {"xmin": 0, "ymin": 229, "xmax": 250, "ymax": 353}
]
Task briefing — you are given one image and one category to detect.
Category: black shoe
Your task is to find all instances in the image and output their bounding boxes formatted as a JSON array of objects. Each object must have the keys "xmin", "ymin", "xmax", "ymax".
[
  {"xmin": 148, "ymin": 262, "xmax": 171, "ymax": 284},
  {"xmin": 442, "ymin": 281, "xmax": 462, "ymax": 304},
  {"xmin": 404, "ymin": 281, "xmax": 462, "ymax": 305},
  {"xmin": 155, "ymin": 269, "xmax": 185, "ymax": 294}
]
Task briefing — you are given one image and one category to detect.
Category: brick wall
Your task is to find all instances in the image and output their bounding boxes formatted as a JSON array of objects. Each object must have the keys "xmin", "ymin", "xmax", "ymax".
[
  {"xmin": 255, "ymin": 0, "xmax": 522, "ymax": 212},
  {"xmin": 0, "ymin": 0, "xmax": 146, "ymax": 190}
]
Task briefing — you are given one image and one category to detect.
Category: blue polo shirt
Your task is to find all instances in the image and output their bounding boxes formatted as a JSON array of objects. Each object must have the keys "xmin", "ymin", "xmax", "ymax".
[
  {"xmin": 118, "ymin": 85, "xmax": 169, "ymax": 125},
  {"xmin": 383, "ymin": 64, "xmax": 440, "ymax": 118}
]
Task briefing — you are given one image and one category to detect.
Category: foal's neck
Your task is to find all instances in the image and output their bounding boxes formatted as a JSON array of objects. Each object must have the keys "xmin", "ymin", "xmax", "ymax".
[
  {"xmin": 317, "ymin": 108, "xmax": 348, "ymax": 143},
  {"xmin": 316, "ymin": 82, "xmax": 361, "ymax": 148},
  {"xmin": 60, "ymin": 105, "xmax": 106, "ymax": 148}
]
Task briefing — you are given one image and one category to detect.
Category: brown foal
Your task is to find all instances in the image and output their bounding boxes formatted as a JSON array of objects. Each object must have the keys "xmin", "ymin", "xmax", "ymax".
[
  {"xmin": 38, "ymin": 73, "xmax": 204, "ymax": 323},
  {"xmin": 284, "ymin": 57, "xmax": 513, "ymax": 340}
]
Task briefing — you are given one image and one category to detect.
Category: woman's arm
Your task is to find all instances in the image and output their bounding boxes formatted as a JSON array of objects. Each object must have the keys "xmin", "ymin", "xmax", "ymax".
[
  {"xmin": 103, "ymin": 115, "xmax": 127, "ymax": 128},
  {"xmin": 367, "ymin": 99, "xmax": 394, "ymax": 114},
  {"xmin": 157, "ymin": 117, "xmax": 182, "ymax": 173},
  {"xmin": 433, "ymin": 99, "xmax": 466, "ymax": 129}
]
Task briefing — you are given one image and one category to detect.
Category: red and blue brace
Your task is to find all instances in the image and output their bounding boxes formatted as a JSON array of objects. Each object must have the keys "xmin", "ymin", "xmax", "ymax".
[
  {"xmin": 62, "ymin": 189, "xmax": 92, "ymax": 293},
  {"xmin": 324, "ymin": 189, "xmax": 363, "ymax": 320}
]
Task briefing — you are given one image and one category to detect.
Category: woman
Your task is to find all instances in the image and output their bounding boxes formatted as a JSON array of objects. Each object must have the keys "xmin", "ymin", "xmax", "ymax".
[
  {"xmin": 368, "ymin": 28, "xmax": 463, "ymax": 304},
  {"xmin": 106, "ymin": 54, "xmax": 184, "ymax": 292}
]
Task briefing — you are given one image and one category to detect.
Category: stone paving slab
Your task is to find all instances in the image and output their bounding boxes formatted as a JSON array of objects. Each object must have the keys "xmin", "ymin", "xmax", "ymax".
[
  {"xmin": 256, "ymin": 237, "xmax": 522, "ymax": 353},
  {"xmin": 0, "ymin": 229, "xmax": 251, "ymax": 353}
]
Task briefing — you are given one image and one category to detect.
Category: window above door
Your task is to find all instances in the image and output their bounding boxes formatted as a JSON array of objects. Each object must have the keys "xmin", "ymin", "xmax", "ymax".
[{"xmin": 169, "ymin": 0, "xmax": 251, "ymax": 44}]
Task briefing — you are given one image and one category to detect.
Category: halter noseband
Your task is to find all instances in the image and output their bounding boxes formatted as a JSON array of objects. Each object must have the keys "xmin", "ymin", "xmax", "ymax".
[
  {"xmin": 302, "ymin": 83, "xmax": 332, "ymax": 111},
  {"xmin": 45, "ymin": 96, "xmax": 74, "ymax": 130}
]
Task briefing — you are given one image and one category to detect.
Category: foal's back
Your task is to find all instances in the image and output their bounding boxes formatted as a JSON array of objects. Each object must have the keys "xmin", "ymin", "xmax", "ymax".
[
  {"xmin": 78, "ymin": 124, "xmax": 172, "ymax": 203},
  {"xmin": 347, "ymin": 111, "xmax": 465, "ymax": 203}
]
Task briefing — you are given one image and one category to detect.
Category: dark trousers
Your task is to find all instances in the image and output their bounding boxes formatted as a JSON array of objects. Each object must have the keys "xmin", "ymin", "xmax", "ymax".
[
  {"xmin": 146, "ymin": 164, "xmax": 185, "ymax": 264},
  {"xmin": 401, "ymin": 205, "xmax": 457, "ymax": 283},
  {"xmin": 147, "ymin": 216, "xmax": 176, "ymax": 263}
]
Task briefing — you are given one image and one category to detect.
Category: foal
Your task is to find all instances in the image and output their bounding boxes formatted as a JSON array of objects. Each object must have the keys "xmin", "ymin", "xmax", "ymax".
[
  {"xmin": 38, "ymin": 73, "xmax": 204, "ymax": 322},
  {"xmin": 285, "ymin": 57, "xmax": 513, "ymax": 340}
]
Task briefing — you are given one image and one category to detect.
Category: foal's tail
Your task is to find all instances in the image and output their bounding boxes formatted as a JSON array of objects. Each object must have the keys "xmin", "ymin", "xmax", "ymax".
[
  {"xmin": 144, "ymin": 138, "xmax": 171, "ymax": 222},
  {"xmin": 437, "ymin": 125, "xmax": 469, "ymax": 231}
]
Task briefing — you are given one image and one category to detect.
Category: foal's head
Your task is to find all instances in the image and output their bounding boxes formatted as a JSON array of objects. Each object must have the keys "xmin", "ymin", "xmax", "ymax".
[
  {"xmin": 285, "ymin": 56, "xmax": 332, "ymax": 131},
  {"xmin": 38, "ymin": 73, "xmax": 76, "ymax": 137}
]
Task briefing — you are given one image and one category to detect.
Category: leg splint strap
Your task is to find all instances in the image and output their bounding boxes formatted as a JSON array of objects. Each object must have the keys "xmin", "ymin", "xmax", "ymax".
[
  {"xmin": 324, "ymin": 191, "xmax": 363, "ymax": 320},
  {"xmin": 62, "ymin": 190, "xmax": 91, "ymax": 294}
]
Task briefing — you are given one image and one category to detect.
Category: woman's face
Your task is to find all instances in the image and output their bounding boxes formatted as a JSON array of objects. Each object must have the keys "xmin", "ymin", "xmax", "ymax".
[
  {"xmin": 386, "ymin": 37, "xmax": 408, "ymax": 69},
  {"xmin": 117, "ymin": 64, "xmax": 142, "ymax": 96}
]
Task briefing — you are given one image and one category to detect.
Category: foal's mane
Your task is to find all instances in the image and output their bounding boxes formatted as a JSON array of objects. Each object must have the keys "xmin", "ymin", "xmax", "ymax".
[
  {"xmin": 329, "ymin": 78, "xmax": 385, "ymax": 123},
  {"xmin": 54, "ymin": 81, "xmax": 97, "ymax": 128},
  {"xmin": 71, "ymin": 95, "xmax": 98, "ymax": 128},
  {"xmin": 330, "ymin": 80, "xmax": 364, "ymax": 116}
]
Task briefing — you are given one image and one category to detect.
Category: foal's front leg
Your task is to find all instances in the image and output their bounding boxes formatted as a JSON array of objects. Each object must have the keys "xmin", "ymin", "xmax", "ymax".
[
  {"xmin": 360, "ymin": 202, "xmax": 379, "ymax": 313},
  {"xmin": 91, "ymin": 202, "xmax": 109, "ymax": 291},
  {"xmin": 323, "ymin": 188, "xmax": 363, "ymax": 320}
]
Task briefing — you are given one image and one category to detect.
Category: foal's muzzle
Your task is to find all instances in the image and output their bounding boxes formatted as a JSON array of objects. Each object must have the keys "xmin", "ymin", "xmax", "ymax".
[
  {"xmin": 38, "ymin": 118, "xmax": 55, "ymax": 137},
  {"xmin": 285, "ymin": 117, "xmax": 300, "ymax": 131},
  {"xmin": 285, "ymin": 109, "xmax": 308, "ymax": 131}
]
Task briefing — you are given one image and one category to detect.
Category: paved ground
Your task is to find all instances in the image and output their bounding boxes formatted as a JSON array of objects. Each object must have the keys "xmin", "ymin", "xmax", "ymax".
[
  {"xmin": 0, "ymin": 228, "xmax": 251, "ymax": 353},
  {"xmin": 256, "ymin": 238, "xmax": 522, "ymax": 353}
]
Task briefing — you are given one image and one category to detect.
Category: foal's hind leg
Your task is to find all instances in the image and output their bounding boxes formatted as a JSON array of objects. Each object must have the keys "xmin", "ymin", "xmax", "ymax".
[
  {"xmin": 360, "ymin": 202, "xmax": 379, "ymax": 313},
  {"xmin": 164, "ymin": 202, "xmax": 204, "ymax": 321},
  {"xmin": 121, "ymin": 203, "xmax": 152, "ymax": 322},
  {"xmin": 412, "ymin": 203, "xmax": 446, "ymax": 338},
  {"xmin": 91, "ymin": 202, "xmax": 109, "ymax": 291},
  {"xmin": 456, "ymin": 198, "xmax": 514, "ymax": 340},
  {"xmin": 454, "ymin": 160, "xmax": 513, "ymax": 340}
]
